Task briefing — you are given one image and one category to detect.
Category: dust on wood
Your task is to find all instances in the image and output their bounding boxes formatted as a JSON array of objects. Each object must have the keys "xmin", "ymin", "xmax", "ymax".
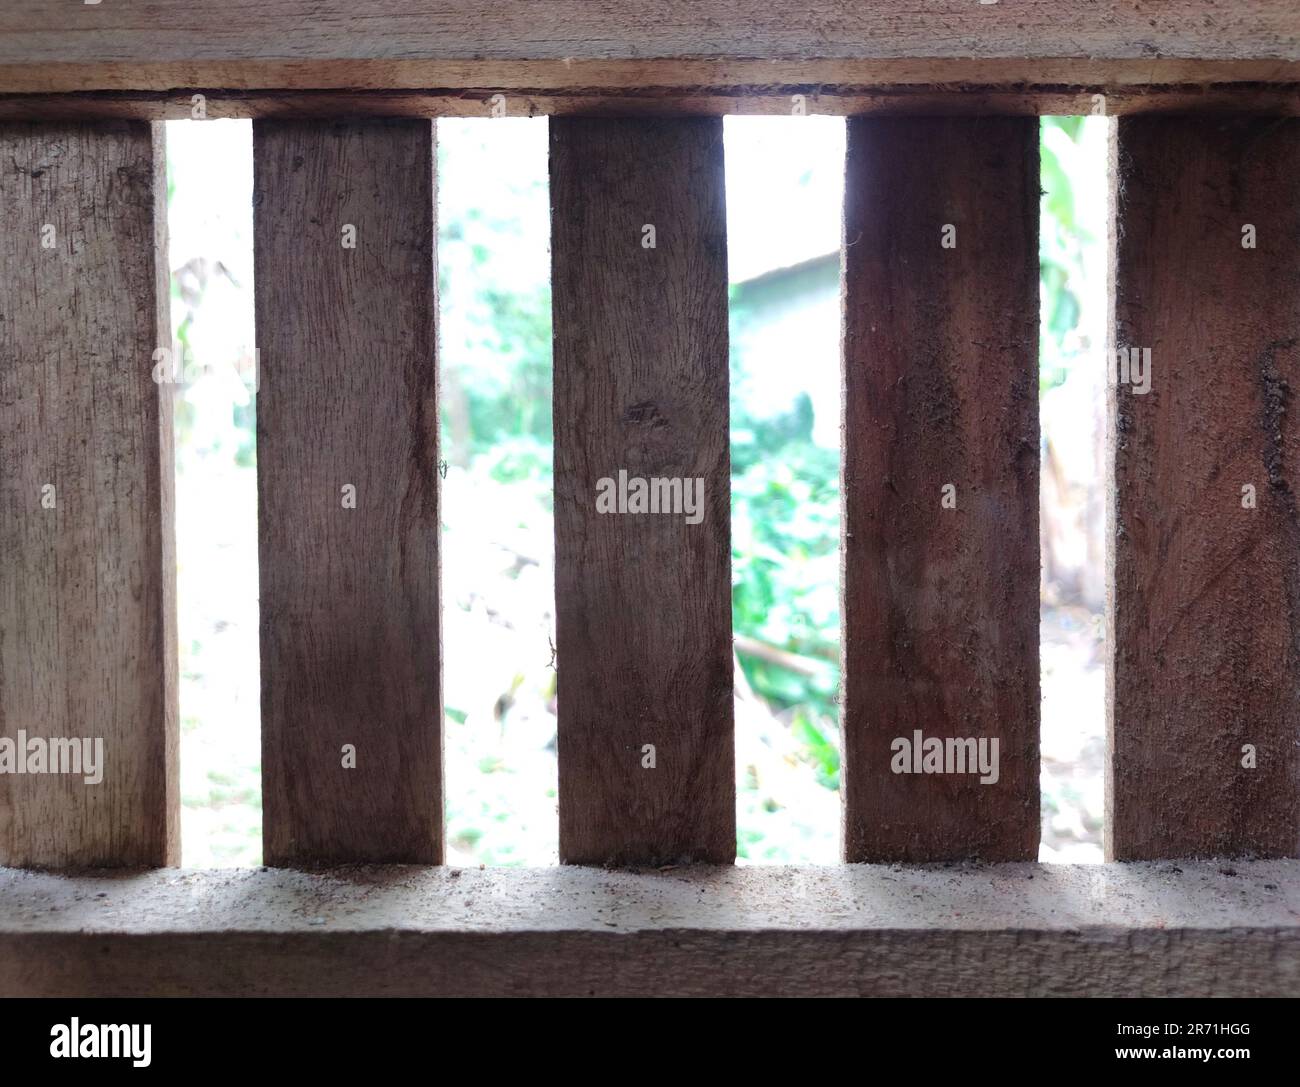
[
  {"xmin": 841, "ymin": 117, "xmax": 1040, "ymax": 862},
  {"xmin": 0, "ymin": 121, "xmax": 177, "ymax": 866},
  {"xmin": 1107, "ymin": 116, "xmax": 1300, "ymax": 860},
  {"xmin": 550, "ymin": 117, "xmax": 734, "ymax": 866},
  {"xmin": 254, "ymin": 118, "xmax": 443, "ymax": 865}
]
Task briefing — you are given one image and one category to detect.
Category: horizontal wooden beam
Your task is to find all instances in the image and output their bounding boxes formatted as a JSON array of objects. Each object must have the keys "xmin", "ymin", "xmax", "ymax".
[
  {"xmin": 1, "ymin": 87, "xmax": 1298, "ymax": 122},
  {"xmin": 1, "ymin": 863, "xmax": 1297, "ymax": 996},
  {"xmin": 0, "ymin": 2, "xmax": 1296, "ymax": 120}
]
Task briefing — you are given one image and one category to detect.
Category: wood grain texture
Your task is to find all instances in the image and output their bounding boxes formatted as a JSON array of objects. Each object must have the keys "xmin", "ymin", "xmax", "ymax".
[
  {"xmin": 0, "ymin": 1, "xmax": 1297, "ymax": 97},
  {"xmin": 254, "ymin": 118, "xmax": 442, "ymax": 866},
  {"xmin": 2, "ymin": 88, "xmax": 1300, "ymax": 124},
  {"xmin": 2, "ymin": 862, "xmax": 1297, "ymax": 996},
  {"xmin": 0, "ymin": 121, "xmax": 177, "ymax": 867},
  {"xmin": 1107, "ymin": 116, "xmax": 1300, "ymax": 861},
  {"xmin": 841, "ymin": 117, "xmax": 1040, "ymax": 863},
  {"xmin": 550, "ymin": 117, "xmax": 734, "ymax": 865}
]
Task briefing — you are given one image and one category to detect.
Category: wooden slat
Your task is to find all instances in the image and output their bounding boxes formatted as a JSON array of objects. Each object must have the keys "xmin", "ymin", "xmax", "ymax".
[
  {"xmin": 0, "ymin": 121, "xmax": 177, "ymax": 866},
  {"xmin": 550, "ymin": 117, "xmax": 734, "ymax": 866},
  {"xmin": 841, "ymin": 117, "xmax": 1040, "ymax": 863},
  {"xmin": 1108, "ymin": 116, "xmax": 1300, "ymax": 860},
  {"xmin": 0, "ymin": 1, "xmax": 1296, "ymax": 99},
  {"xmin": 254, "ymin": 118, "xmax": 442, "ymax": 866}
]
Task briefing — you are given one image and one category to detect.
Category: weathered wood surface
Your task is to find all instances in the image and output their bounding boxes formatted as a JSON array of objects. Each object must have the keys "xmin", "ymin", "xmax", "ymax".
[
  {"xmin": 1107, "ymin": 116, "xmax": 1300, "ymax": 860},
  {"xmin": 841, "ymin": 117, "xmax": 1040, "ymax": 863},
  {"xmin": 0, "ymin": 0, "xmax": 1296, "ymax": 105},
  {"xmin": 1, "ymin": 862, "xmax": 1297, "ymax": 996},
  {"xmin": 0, "ymin": 121, "xmax": 177, "ymax": 868},
  {"xmin": 2, "ymin": 88, "xmax": 1299, "ymax": 123},
  {"xmin": 551, "ymin": 117, "xmax": 734, "ymax": 865},
  {"xmin": 254, "ymin": 118, "xmax": 443, "ymax": 866}
]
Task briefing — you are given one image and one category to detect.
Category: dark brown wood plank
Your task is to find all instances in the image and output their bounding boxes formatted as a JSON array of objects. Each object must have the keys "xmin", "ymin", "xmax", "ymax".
[
  {"xmin": 254, "ymin": 118, "xmax": 442, "ymax": 866},
  {"xmin": 0, "ymin": 121, "xmax": 177, "ymax": 867},
  {"xmin": 550, "ymin": 117, "xmax": 733, "ymax": 865},
  {"xmin": 1108, "ymin": 116, "xmax": 1300, "ymax": 860},
  {"xmin": 841, "ymin": 117, "xmax": 1040, "ymax": 863},
  {"xmin": 1, "ymin": 1, "xmax": 1297, "ymax": 97}
]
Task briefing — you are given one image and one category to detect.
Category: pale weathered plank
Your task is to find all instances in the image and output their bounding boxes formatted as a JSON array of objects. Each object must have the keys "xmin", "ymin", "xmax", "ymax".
[
  {"xmin": 550, "ymin": 117, "xmax": 734, "ymax": 865},
  {"xmin": 841, "ymin": 117, "xmax": 1040, "ymax": 863},
  {"xmin": 0, "ymin": 121, "xmax": 177, "ymax": 867},
  {"xmin": 1, "ymin": 862, "xmax": 1297, "ymax": 996},
  {"xmin": 254, "ymin": 118, "xmax": 442, "ymax": 866},
  {"xmin": 1107, "ymin": 116, "xmax": 1300, "ymax": 860},
  {"xmin": 0, "ymin": 0, "xmax": 1296, "ymax": 100}
]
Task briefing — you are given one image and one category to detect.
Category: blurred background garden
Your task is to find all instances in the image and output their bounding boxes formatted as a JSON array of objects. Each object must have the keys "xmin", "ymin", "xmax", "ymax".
[{"xmin": 168, "ymin": 115, "xmax": 1108, "ymax": 867}]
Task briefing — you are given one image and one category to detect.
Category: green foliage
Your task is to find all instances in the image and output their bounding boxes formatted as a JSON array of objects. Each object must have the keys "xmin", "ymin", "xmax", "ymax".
[
  {"xmin": 727, "ymin": 119, "xmax": 1094, "ymax": 789},
  {"xmin": 171, "ymin": 119, "xmax": 1093, "ymax": 846},
  {"xmin": 793, "ymin": 708, "xmax": 840, "ymax": 791},
  {"xmin": 1039, "ymin": 116, "xmax": 1093, "ymax": 392},
  {"xmin": 437, "ymin": 134, "xmax": 553, "ymax": 463},
  {"xmin": 731, "ymin": 393, "xmax": 840, "ymax": 724},
  {"xmin": 440, "ymin": 255, "xmax": 553, "ymax": 460},
  {"xmin": 730, "ymin": 388, "xmax": 843, "ymax": 790}
]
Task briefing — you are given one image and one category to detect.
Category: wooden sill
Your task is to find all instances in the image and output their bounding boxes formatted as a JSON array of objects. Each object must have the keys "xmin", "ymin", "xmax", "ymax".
[
  {"xmin": 2, "ymin": 861, "xmax": 1297, "ymax": 996},
  {"xmin": 0, "ymin": 1, "xmax": 1297, "ymax": 119}
]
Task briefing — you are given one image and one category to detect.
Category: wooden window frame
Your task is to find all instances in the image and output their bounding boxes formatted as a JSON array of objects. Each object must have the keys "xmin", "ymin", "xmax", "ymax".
[{"xmin": 1, "ymin": 1, "xmax": 1297, "ymax": 997}]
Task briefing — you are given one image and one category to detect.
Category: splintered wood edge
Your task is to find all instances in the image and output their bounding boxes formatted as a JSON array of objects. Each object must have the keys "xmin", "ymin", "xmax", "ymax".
[{"xmin": 2, "ymin": 862, "xmax": 1297, "ymax": 996}]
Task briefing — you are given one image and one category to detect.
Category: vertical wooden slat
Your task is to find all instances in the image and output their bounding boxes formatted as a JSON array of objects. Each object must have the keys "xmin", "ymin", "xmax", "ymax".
[
  {"xmin": 254, "ymin": 118, "xmax": 442, "ymax": 865},
  {"xmin": 841, "ymin": 117, "xmax": 1040, "ymax": 862},
  {"xmin": 0, "ymin": 121, "xmax": 177, "ymax": 866},
  {"xmin": 1108, "ymin": 116, "xmax": 1300, "ymax": 860},
  {"xmin": 550, "ymin": 117, "xmax": 734, "ymax": 865}
]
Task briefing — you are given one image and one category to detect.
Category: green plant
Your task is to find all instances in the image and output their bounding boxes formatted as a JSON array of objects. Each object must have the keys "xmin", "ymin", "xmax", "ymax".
[{"xmin": 1040, "ymin": 116, "xmax": 1093, "ymax": 392}]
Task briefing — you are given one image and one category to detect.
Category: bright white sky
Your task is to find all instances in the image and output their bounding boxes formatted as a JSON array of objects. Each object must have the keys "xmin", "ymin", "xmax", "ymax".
[
  {"xmin": 167, "ymin": 115, "xmax": 846, "ymax": 298},
  {"xmin": 723, "ymin": 116, "xmax": 845, "ymax": 282}
]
